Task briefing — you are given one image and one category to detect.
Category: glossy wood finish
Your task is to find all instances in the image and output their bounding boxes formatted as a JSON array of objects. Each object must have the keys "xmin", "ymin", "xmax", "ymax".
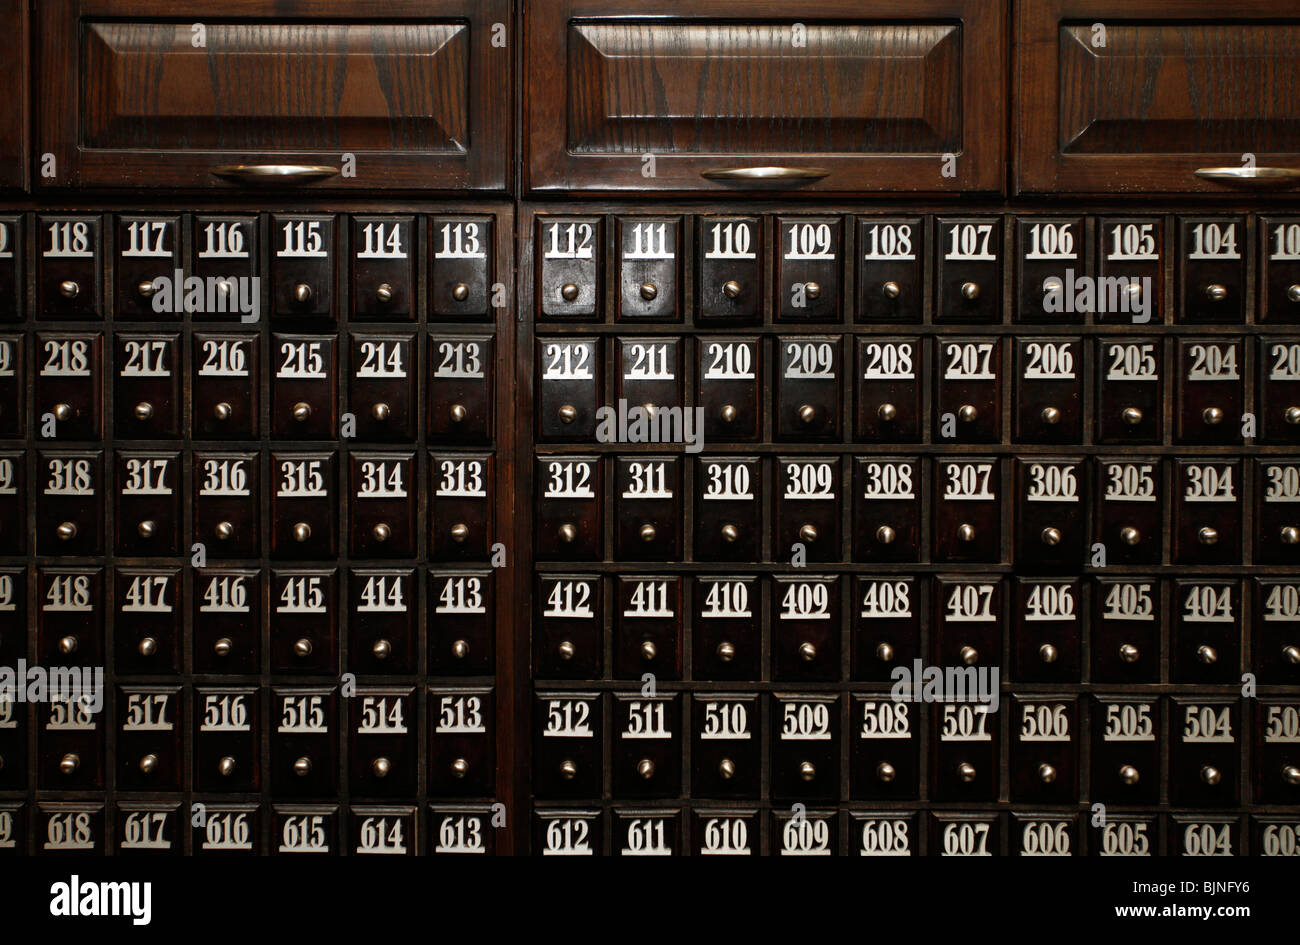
[{"xmin": 0, "ymin": 1, "xmax": 27, "ymax": 191}]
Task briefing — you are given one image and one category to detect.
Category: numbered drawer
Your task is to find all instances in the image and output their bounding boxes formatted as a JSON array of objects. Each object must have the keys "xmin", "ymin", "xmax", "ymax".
[
  {"xmin": 538, "ymin": 217, "xmax": 601, "ymax": 320},
  {"xmin": 429, "ymin": 805, "xmax": 495, "ymax": 857},
  {"xmin": 935, "ymin": 218, "xmax": 1002, "ymax": 323},
  {"xmin": 772, "ymin": 808, "xmax": 838, "ymax": 857},
  {"xmin": 775, "ymin": 457, "xmax": 841, "ymax": 562},
  {"xmin": 115, "ymin": 216, "xmax": 181, "ymax": 320},
  {"xmin": 114, "ymin": 333, "xmax": 180, "ymax": 437},
  {"xmin": 0, "ymin": 452, "xmax": 23, "ymax": 554},
  {"xmin": 0, "ymin": 568, "xmax": 26, "ymax": 670},
  {"xmin": 116, "ymin": 451, "xmax": 180, "ymax": 556},
  {"xmin": 1255, "ymin": 701, "xmax": 1300, "ymax": 806},
  {"xmin": 272, "ymin": 334, "xmax": 338, "ymax": 437},
  {"xmin": 853, "ymin": 577, "xmax": 922, "ymax": 683},
  {"xmin": 193, "ymin": 568, "xmax": 260, "ymax": 676},
  {"xmin": 534, "ymin": 809, "xmax": 601, "ymax": 857},
  {"xmin": 273, "ymin": 806, "xmax": 339, "ymax": 856},
  {"xmin": 535, "ymin": 574, "xmax": 602, "ymax": 679},
  {"xmin": 615, "ymin": 809, "xmax": 681, "ymax": 857},
  {"xmin": 116, "ymin": 803, "xmax": 182, "ymax": 856},
  {"xmin": 1170, "ymin": 816, "xmax": 1239, "ymax": 858},
  {"xmin": 118, "ymin": 687, "xmax": 182, "ymax": 792},
  {"xmin": 699, "ymin": 336, "xmax": 761, "ymax": 442},
  {"xmin": 1014, "ymin": 458, "xmax": 1086, "ymax": 570},
  {"xmin": 1012, "ymin": 813, "xmax": 1077, "ymax": 858},
  {"xmin": 694, "ymin": 457, "xmax": 761, "ymax": 561},
  {"xmin": 932, "ymin": 703, "xmax": 1000, "ymax": 803},
  {"xmin": 429, "ymin": 687, "xmax": 495, "ymax": 797},
  {"xmin": 349, "ymin": 333, "xmax": 417, "ymax": 441},
  {"xmin": 115, "ymin": 569, "xmax": 180, "ymax": 674},
  {"xmin": 0, "ymin": 336, "xmax": 24, "ymax": 438},
  {"xmin": 693, "ymin": 694, "xmax": 760, "ymax": 799},
  {"xmin": 194, "ymin": 452, "xmax": 259, "ymax": 558},
  {"xmin": 857, "ymin": 217, "xmax": 923, "ymax": 323},
  {"xmin": 933, "ymin": 577, "xmax": 1003, "ymax": 680},
  {"xmin": 1171, "ymin": 697, "xmax": 1240, "ymax": 807},
  {"xmin": 429, "ymin": 335, "xmax": 494, "ymax": 444},
  {"xmin": 352, "ymin": 807, "xmax": 417, "ymax": 856},
  {"xmin": 1016, "ymin": 217, "xmax": 1086, "ymax": 324},
  {"xmin": 855, "ymin": 337, "xmax": 922, "ymax": 442},
  {"xmin": 428, "ymin": 570, "xmax": 494, "ymax": 676},
  {"xmin": 351, "ymin": 216, "xmax": 414, "ymax": 320},
  {"xmin": 271, "ymin": 215, "xmax": 336, "ymax": 318},
  {"xmin": 770, "ymin": 695, "xmax": 839, "ymax": 802},
  {"xmin": 1096, "ymin": 217, "xmax": 1163, "ymax": 325},
  {"xmin": 693, "ymin": 576, "xmax": 759, "ymax": 681},
  {"xmin": 40, "ymin": 805, "xmax": 104, "ymax": 856},
  {"xmin": 935, "ymin": 338, "xmax": 1002, "ymax": 442},
  {"xmin": 931, "ymin": 813, "xmax": 1001, "ymax": 857},
  {"xmin": 0, "ymin": 697, "xmax": 25, "ymax": 792},
  {"xmin": 698, "ymin": 216, "xmax": 762, "ymax": 323},
  {"xmin": 617, "ymin": 337, "xmax": 682, "ymax": 416},
  {"xmin": 192, "ymin": 804, "xmax": 261, "ymax": 856},
  {"xmin": 193, "ymin": 333, "xmax": 259, "ymax": 438},
  {"xmin": 1096, "ymin": 338, "xmax": 1162, "ymax": 443},
  {"xmin": 0, "ymin": 218, "xmax": 22, "ymax": 321},
  {"xmin": 1178, "ymin": 217, "xmax": 1246, "ymax": 324},
  {"xmin": 1089, "ymin": 813, "xmax": 1160, "ymax": 859},
  {"xmin": 933, "ymin": 458, "xmax": 1002, "ymax": 563},
  {"xmin": 772, "ymin": 576, "xmax": 841, "ymax": 683},
  {"xmin": 538, "ymin": 338, "xmax": 601, "ymax": 440},
  {"xmin": 1172, "ymin": 459, "xmax": 1241, "ymax": 565},
  {"xmin": 1176, "ymin": 338, "xmax": 1243, "ymax": 444},
  {"xmin": 1172, "ymin": 580, "xmax": 1241, "ymax": 685},
  {"xmin": 350, "ymin": 453, "xmax": 417, "ymax": 558},
  {"xmin": 432, "ymin": 215, "xmax": 495, "ymax": 319},
  {"xmin": 534, "ymin": 693, "xmax": 602, "ymax": 799},
  {"xmin": 38, "ymin": 216, "xmax": 102, "ymax": 319},
  {"xmin": 616, "ymin": 216, "xmax": 682, "ymax": 322},
  {"xmin": 775, "ymin": 336, "xmax": 842, "ymax": 440},
  {"xmin": 36, "ymin": 332, "xmax": 102, "ymax": 440},
  {"xmin": 1011, "ymin": 579, "xmax": 1082, "ymax": 684},
  {"xmin": 853, "ymin": 458, "xmax": 922, "ymax": 563},
  {"xmin": 851, "ymin": 811, "xmax": 917, "ymax": 858},
  {"xmin": 191, "ymin": 216, "xmax": 258, "ymax": 323},
  {"xmin": 851, "ymin": 696, "xmax": 919, "ymax": 801},
  {"xmin": 271, "ymin": 453, "xmax": 338, "ymax": 559},
  {"xmin": 1262, "ymin": 218, "xmax": 1300, "ymax": 323},
  {"xmin": 1257, "ymin": 460, "xmax": 1300, "ymax": 564},
  {"xmin": 612, "ymin": 693, "xmax": 681, "ymax": 799},
  {"xmin": 1255, "ymin": 579, "xmax": 1300, "ymax": 685},
  {"xmin": 1091, "ymin": 696, "xmax": 1161, "ymax": 805},
  {"xmin": 536, "ymin": 456, "xmax": 602, "ymax": 560},
  {"xmin": 271, "ymin": 687, "xmax": 338, "ymax": 797},
  {"xmin": 1013, "ymin": 338, "xmax": 1082, "ymax": 443},
  {"xmin": 615, "ymin": 576, "xmax": 682, "ymax": 680},
  {"xmin": 1010, "ymin": 697, "xmax": 1077, "ymax": 804},
  {"xmin": 615, "ymin": 456, "xmax": 681, "ymax": 560},
  {"xmin": 37, "ymin": 567, "xmax": 103, "ymax": 668},
  {"xmin": 776, "ymin": 216, "xmax": 842, "ymax": 323},
  {"xmin": 1095, "ymin": 457, "xmax": 1164, "ymax": 566},
  {"xmin": 693, "ymin": 808, "xmax": 760, "ymax": 857},
  {"xmin": 1255, "ymin": 816, "xmax": 1300, "ymax": 858},
  {"xmin": 270, "ymin": 570, "xmax": 338, "ymax": 675},
  {"xmin": 1092, "ymin": 578, "xmax": 1162, "ymax": 684},
  {"xmin": 349, "ymin": 570, "xmax": 417, "ymax": 675},
  {"xmin": 39, "ymin": 696, "xmax": 104, "ymax": 790},
  {"xmin": 1259, "ymin": 337, "xmax": 1300, "ymax": 444}
]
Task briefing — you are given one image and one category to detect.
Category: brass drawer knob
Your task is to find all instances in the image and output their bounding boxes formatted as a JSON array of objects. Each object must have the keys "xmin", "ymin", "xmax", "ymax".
[
  {"xmin": 798, "ymin": 642, "xmax": 817, "ymax": 661},
  {"xmin": 960, "ymin": 281, "xmax": 980, "ymax": 301},
  {"xmin": 557, "ymin": 404, "xmax": 577, "ymax": 423},
  {"xmin": 1040, "ymin": 526, "xmax": 1061, "ymax": 546},
  {"xmin": 716, "ymin": 641, "xmax": 736, "ymax": 662},
  {"xmin": 1284, "ymin": 765, "xmax": 1300, "ymax": 786},
  {"xmin": 1200, "ymin": 765, "xmax": 1222, "ymax": 786},
  {"xmin": 799, "ymin": 761, "xmax": 816, "ymax": 782},
  {"xmin": 293, "ymin": 522, "xmax": 311, "ymax": 542},
  {"xmin": 213, "ymin": 401, "xmax": 233, "ymax": 421},
  {"xmin": 1119, "ymin": 643, "xmax": 1140, "ymax": 663},
  {"xmin": 722, "ymin": 280, "xmax": 742, "ymax": 299},
  {"xmin": 450, "ymin": 522, "xmax": 469, "ymax": 542},
  {"xmin": 558, "ymin": 523, "xmax": 577, "ymax": 543},
  {"xmin": 294, "ymin": 638, "xmax": 313, "ymax": 657},
  {"xmin": 372, "ymin": 757, "xmax": 391, "ymax": 778},
  {"xmin": 372, "ymin": 523, "xmax": 391, "ymax": 542},
  {"xmin": 450, "ymin": 403, "xmax": 467, "ymax": 423},
  {"xmin": 804, "ymin": 281, "xmax": 821, "ymax": 299},
  {"xmin": 881, "ymin": 281, "xmax": 901, "ymax": 299},
  {"xmin": 451, "ymin": 758, "xmax": 470, "ymax": 779},
  {"xmin": 1041, "ymin": 406, "xmax": 1060, "ymax": 424},
  {"xmin": 637, "ymin": 758, "xmax": 656, "ymax": 780},
  {"xmin": 876, "ymin": 762, "xmax": 896, "ymax": 783},
  {"xmin": 214, "ymin": 521, "xmax": 234, "ymax": 540},
  {"xmin": 1038, "ymin": 764, "xmax": 1057, "ymax": 784},
  {"xmin": 452, "ymin": 639, "xmax": 470, "ymax": 659},
  {"xmin": 560, "ymin": 283, "xmax": 580, "ymax": 302},
  {"xmin": 53, "ymin": 403, "xmax": 73, "ymax": 421},
  {"xmin": 957, "ymin": 523, "xmax": 976, "ymax": 542},
  {"xmin": 59, "ymin": 280, "xmax": 79, "ymax": 299},
  {"xmin": 721, "ymin": 523, "xmax": 739, "ymax": 542},
  {"xmin": 292, "ymin": 401, "xmax": 312, "ymax": 422},
  {"xmin": 877, "ymin": 402, "xmax": 897, "ymax": 422},
  {"xmin": 293, "ymin": 283, "xmax": 312, "ymax": 304},
  {"xmin": 557, "ymin": 640, "xmax": 575, "ymax": 661},
  {"xmin": 640, "ymin": 282, "xmax": 658, "ymax": 301},
  {"xmin": 719, "ymin": 759, "xmax": 735, "ymax": 780},
  {"xmin": 1039, "ymin": 643, "xmax": 1058, "ymax": 663},
  {"xmin": 1119, "ymin": 765, "xmax": 1140, "ymax": 785},
  {"xmin": 139, "ymin": 754, "xmax": 158, "ymax": 774},
  {"xmin": 957, "ymin": 762, "xmax": 977, "ymax": 782},
  {"xmin": 1205, "ymin": 283, "xmax": 1228, "ymax": 302},
  {"xmin": 1202, "ymin": 406, "xmax": 1224, "ymax": 425},
  {"xmin": 58, "ymin": 635, "xmax": 77, "ymax": 655},
  {"xmin": 640, "ymin": 640, "xmax": 657, "ymax": 661},
  {"xmin": 720, "ymin": 404, "xmax": 737, "ymax": 423},
  {"xmin": 218, "ymin": 756, "xmax": 237, "ymax": 777},
  {"xmin": 875, "ymin": 524, "xmax": 896, "ymax": 545},
  {"xmin": 1122, "ymin": 406, "xmax": 1143, "ymax": 425},
  {"xmin": 375, "ymin": 283, "xmax": 393, "ymax": 303},
  {"xmin": 293, "ymin": 756, "xmax": 312, "ymax": 777},
  {"xmin": 1282, "ymin": 526, "xmax": 1300, "ymax": 545},
  {"xmin": 559, "ymin": 760, "xmax": 577, "ymax": 780},
  {"xmin": 875, "ymin": 642, "xmax": 895, "ymax": 662},
  {"xmin": 959, "ymin": 645, "xmax": 979, "ymax": 666},
  {"xmin": 137, "ymin": 519, "xmax": 155, "ymax": 538},
  {"xmin": 1197, "ymin": 644, "xmax": 1218, "ymax": 664},
  {"xmin": 134, "ymin": 401, "xmax": 153, "ymax": 420},
  {"xmin": 1283, "ymin": 645, "xmax": 1300, "ymax": 665},
  {"xmin": 1289, "ymin": 284, "xmax": 1300, "ymax": 303},
  {"xmin": 372, "ymin": 639, "xmax": 391, "ymax": 660},
  {"xmin": 138, "ymin": 637, "xmax": 157, "ymax": 657},
  {"xmin": 798, "ymin": 404, "xmax": 816, "ymax": 423},
  {"xmin": 957, "ymin": 404, "xmax": 978, "ymax": 423},
  {"xmin": 1120, "ymin": 526, "xmax": 1141, "ymax": 546},
  {"xmin": 56, "ymin": 522, "xmax": 77, "ymax": 540},
  {"xmin": 213, "ymin": 638, "xmax": 232, "ymax": 657},
  {"xmin": 60, "ymin": 753, "xmax": 80, "ymax": 775},
  {"xmin": 452, "ymin": 283, "xmax": 470, "ymax": 302},
  {"xmin": 798, "ymin": 524, "xmax": 817, "ymax": 543},
  {"xmin": 1198, "ymin": 526, "xmax": 1219, "ymax": 545},
  {"xmin": 371, "ymin": 402, "xmax": 390, "ymax": 421},
  {"xmin": 1288, "ymin": 406, "xmax": 1300, "ymax": 425},
  {"xmin": 639, "ymin": 523, "xmax": 657, "ymax": 542}
]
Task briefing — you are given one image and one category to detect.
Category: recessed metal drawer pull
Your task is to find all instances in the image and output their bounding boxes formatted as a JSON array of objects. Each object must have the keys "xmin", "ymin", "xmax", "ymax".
[{"xmin": 211, "ymin": 164, "xmax": 339, "ymax": 183}]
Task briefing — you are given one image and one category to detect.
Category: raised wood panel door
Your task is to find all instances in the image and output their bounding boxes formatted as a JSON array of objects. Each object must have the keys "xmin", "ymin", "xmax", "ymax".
[
  {"xmin": 0, "ymin": 0, "xmax": 28, "ymax": 191},
  {"xmin": 527, "ymin": 0, "xmax": 1006, "ymax": 195}
]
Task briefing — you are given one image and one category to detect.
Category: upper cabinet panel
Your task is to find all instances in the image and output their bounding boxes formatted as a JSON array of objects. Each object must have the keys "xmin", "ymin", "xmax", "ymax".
[
  {"xmin": 38, "ymin": 0, "xmax": 510, "ymax": 191},
  {"xmin": 527, "ymin": 0, "xmax": 1005, "ymax": 195},
  {"xmin": 1018, "ymin": 0, "xmax": 1300, "ymax": 195},
  {"xmin": 0, "ymin": 0, "xmax": 28, "ymax": 191}
]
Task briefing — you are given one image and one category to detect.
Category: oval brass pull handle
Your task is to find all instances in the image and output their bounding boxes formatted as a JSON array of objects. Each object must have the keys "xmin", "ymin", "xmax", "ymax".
[
  {"xmin": 211, "ymin": 164, "xmax": 340, "ymax": 184},
  {"xmin": 701, "ymin": 165, "xmax": 830, "ymax": 182},
  {"xmin": 1194, "ymin": 166, "xmax": 1300, "ymax": 188}
]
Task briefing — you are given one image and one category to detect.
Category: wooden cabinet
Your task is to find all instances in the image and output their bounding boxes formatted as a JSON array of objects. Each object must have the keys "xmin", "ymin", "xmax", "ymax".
[
  {"xmin": 37, "ymin": 0, "xmax": 510, "ymax": 191},
  {"xmin": 526, "ymin": 0, "xmax": 1005, "ymax": 195},
  {"xmin": 1018, "ymin": 0, "xmax": 1300, "ymax": 194},
  {"xmin": 0, "ymin": 1, "xmax": 27, "ymax": 191}
]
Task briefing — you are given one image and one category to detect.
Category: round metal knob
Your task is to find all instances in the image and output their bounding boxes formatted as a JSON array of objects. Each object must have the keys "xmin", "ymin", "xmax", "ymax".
[
  {"xmin": 876, "ymin": 762, "xmax": 897, "ymax": 783},
  {"xmin": 798, "ymin": 524, "xmax": 817, "ymax": 543},
  {"xmin": 877, "ymin": 402, "xmax": 898, "ymax": 422},
  {"xmin": 451, "ymin": 639, "xmax": 470, "ymax": 659},
  {"xmin": 882, "ymin": 281, "xmax": 901, "ymax": 299},
  {"xmin": 798, "ymin": 642, "xmax": 817, "ymax": 662},
  {"xmin": 56, "ymin": 522, "xmax": 77, "ymax": 540},
  {"xmin": 214, "ymin": 521, "xmax": 234, "ymax": 541},
  {"xmin": 640, "ymin": 640, "xmax": 657, "ymax": 661},
  {"xmin": 293, "ymin": 283, "xmax": 312, "ymax": 304},
  {"xmin": 560, "ymin": 283, "xmax": 580, "ymax": 302},
  {"xmin": 293, "ymin": 757, "xmax": 312, "ymax": 777},
  {"xmin": 372, "ymin": 639, "xmax": 391, "ymax": 660},
  {"xmin": 1289, "ymin": 285, "xmax": 1300, "ymax": 304},
  {"xmin": 134, "ymin": 401, "xmax": 153, "ymax": 421},
  {"xmin": 559, "ymin": 760, "xmax": 577, "ymax": 780},
  {"xmin": 137, "ymin": 520, "xmax": 155, "ymax": 539},
  {"xmin": 876, "ymin": 642, "xmax": 895, "ymax": 662},
  {"xmin": 1198, "ymin": 526, "xmax": 1219, "ymax": 545},
  {"xmin": 1043, "ymin": 277, "xmax": 1063, "ymax": 294},
  {"xmin": 60, "ymin": 753, "xmax": 80, "ymax": 775},
  {"xmin": 1202, "ymin": 406, "xmax": 1224, "ymax": 425},
  {"xmin": 719, "ymin": 758, "xmax": 735, "ymax": 780},
  {"xmin": 804, "ymin": 281, "xmax": 821, "ymax": 299},
  {"xmin": 58, "ymin": 635, "xmax": 78, "ymax": 655},
  {"xmin": 640, "ymin": 523, "xmax": 657, "ymax": 542},
  {"xmin": 1127, "ymin": 282, "xmax": 1143, "ymax": 299},
  {"xmin": 293, "ymin": 522, "xmax": 311, "ymax": 542},
  {"xmin": 452, "ymin": 283, "xmax": 470, "ymax": 302},
  {"xmin": 557, "ymin": 641, "xmax": 575, "ymax": 661},
  {"xmin": 1120, "ymin": 526, "xmax": 1141, "ymax": 546},
  {"xmin": 138, "ymin": 637, "xmax": 157, "ymax": 657},
  {"xmin": 722, "ymin": 280, "xmax": 742, "ymax": 299},
  {"xmin": 1288, "ymin": 406, "xmax": 1300, "ymax": 425},
  {"xmin": 1122, "ymin": 406, "xmax": 1143, "ymax": 425},
  {"xmin": 1282, "ymin": 526, "xmax": 1300, "ymax": 545},
  {"xmin": 558, "ymin": 523, "xmax": 577, "ymax": 543},
  {"xmin": 1200, "ymin": 765, "xmax": 1222, "ymax": 786},
  {"xmin": 371, "ymin": 402, "xmax": 390, "ymax": 421},
  {"xmin": 451, "ymin": 758, "xmax": 470, "ymax": 779},
  {"xmin": 372, "ymin": 757, "xmax": 391, "ymax": 778},
  {"xmin": 721, "ymin": 524, "xmax": 739, "ymax": 543},
  {"xmin": 218, "ymin": 756, "xmax": 237, "ymax": 777},
  {"xmin": 1205, "ymin": 284, "xmax": 1228, "ymax": 302},
  {"xmin": 957, "ymin": 523, "xmax": 976, "ymax": 543},
  {"xmin": 450, "ymin": 522, "xmax": 469, "ymax": 543},
  {"xmin": 375, "ymin": 283, "xmax": 393, "ymax": 303},
  {"xmin": 1041, "ymin": 526, "xmax": 1061, "ymax": 546},
  {"xmin": 716, "ymin": 641, "xmax": 736, "ymax": 662},
  {"xmin": 557, "ymin": 404, "xmax": 577, "ymax": 423},
  {"xmin": 216, "ymin": 280, "xmax": 232, "ymax": 296},
  {"xmin": 1284, "ymin": 645, "xmax": 1300, "ymax": 665},
  {"xmin": 1119, "ymin": 765, "xmax": 1140, "ymax": 785},
  {"xmin": 1119, "ymin": 643, "xmax": 1140, "ymax": 663},
  {"xmin": 720, "ymin": 404, "xmax": 737, "ymax": 423},
  {"xmin": 1284, "ymin": 765, "xmax": 1300, "ymax": 786},
  {"xmin": 59, "ymin": 280, "xmax": 79, "ymax": 299},
  {"xmin": 213, "ymin": 638, "xmax": 232, "ymax": 657},
  {"xmin": 139, "ymin": 754, "xmax": 158, "ymax": 775},
  {"xmin": 957, "ymin": 762, "xmax": 977, "ymax": 783},
  {"xmin": 213, "ymin": 401, "xmax": 233, "ymax": 421},
  {"xmin": 1039, "ymin": 643, "xmax": 1059, "ymax": 664},
  {"xmin": 957, "ymin": 404, "xmax": 978, "ymax": 423},
  {"xmin": 798, "ymin": 404, "xmax": 816, "ymax": 424},
  {"xmin": 1197, "ymin": 644, "xmax": 1218, "ymax": 665},
  {"xmin": 875, "ymin": 525, "xmax": 896, "ymax": 545},
  {"xmin": 637, "ymin": 759, "xmax": 656, "ymax": 780},
  {"xmin": 372, "ymin": 523, "xmax": 391, "ymax": 542},
  {"xmin": 450, "ymin": 404, "xmax": 467, "ymax": 423},
  {"xmin": 960, "ymin": 281, "xmax": 980, "ymax": 301},
  {"xmin": 53, "ymin": 403, "xmax": 73, "ymax": 421},
  {"xmin": 640, "ymin": 282, "xmax": 658, "ymax": 301},
  {"xmin": 799, "ymin": 761, "xmax": 816, "ymax": 782},
  {"xmin": 293, "ymin": 638, "xmax": 313, "ymax": 658},
  {"xmin": 1038, "ymin": 764, "xmax": 1057, "ymax": 784},
  {"xmin": 959, "ymin": 645, "xmax": 979, "ymax": 666},
  {"xmin": 1041, "ymin": 406, "xmax": 1061, "ymax": 425},
  {"xmin": 292, "ymin": 402, "xmax": 312, "ymax": 423}
]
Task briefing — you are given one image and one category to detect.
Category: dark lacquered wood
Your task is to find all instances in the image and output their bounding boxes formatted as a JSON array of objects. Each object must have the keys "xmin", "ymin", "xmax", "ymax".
[{"xmin": 0, "ymin": 1, "xmax": 27, "ymax": 191}]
